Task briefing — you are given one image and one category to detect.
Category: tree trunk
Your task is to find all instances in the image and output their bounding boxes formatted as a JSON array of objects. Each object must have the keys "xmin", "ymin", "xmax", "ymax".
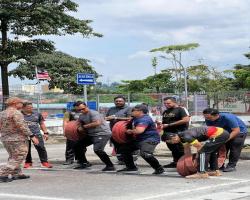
[
  {"xmin": 1, "ymin": 64, "xmax": 9, "ymax": 98},
  {"xmin": 1, "ymin": 19, "xmax": 10, "ymax": 109}
]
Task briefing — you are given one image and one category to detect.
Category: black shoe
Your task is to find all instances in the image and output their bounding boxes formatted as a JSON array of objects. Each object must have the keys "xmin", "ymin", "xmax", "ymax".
[
  {"xmin": 12, "ymin": 174, "xmax": 30, "ymax": 180},
  {"xmin": 152, "ymin": 167, "xmax": 165, "ymax": 175},
  {"xmin": 117, "ymin": 167, "xmax": 138, "ymax": 172},
  {"xmin": 219, "ymin": 164, "xmax": 225, "ymax": 171},
  {"xmin": 163, "ymin": 162, "xmax": 177, "ymax": 168},
  {"xmin": 102, "ymin": 166, "xmax": 116, "ymax": 171},
  {"xmin": 0, "ymin": 176, "xmax": 13, "ymax": 183},
  {"xmin": 63, "ymin": 160, "xmax": 74, "ymax": 165},
  {"xmin": 223, "ymin": 166, "xmax": 236, "ymax": 172},
  {"xmin": 73, "ymin": 162, "xmax": 92, "ymax": 169}
]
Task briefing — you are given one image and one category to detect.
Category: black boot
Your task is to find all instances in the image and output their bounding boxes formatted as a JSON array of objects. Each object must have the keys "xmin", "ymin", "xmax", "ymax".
[{"xmin": 0, "ymin": 176, "xmax": 12, "ymax": 183}]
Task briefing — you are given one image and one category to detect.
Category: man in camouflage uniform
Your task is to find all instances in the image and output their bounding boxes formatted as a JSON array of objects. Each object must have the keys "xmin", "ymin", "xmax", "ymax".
[{"xmin": 0, "ymin": 97, "xmax": 39, "ymax": 183}]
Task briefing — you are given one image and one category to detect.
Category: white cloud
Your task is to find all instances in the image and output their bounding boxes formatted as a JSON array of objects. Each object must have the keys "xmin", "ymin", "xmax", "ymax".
[{"xmin": 128, "ymin": 51, "xmax": 153, "ymax": 59}]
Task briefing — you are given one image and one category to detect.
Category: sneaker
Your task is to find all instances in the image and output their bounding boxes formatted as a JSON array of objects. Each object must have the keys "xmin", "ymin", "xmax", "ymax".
[
  {"xmin": 152, "ymin": 167, "xmax": 165, "ymax": 175},
  {"xmin": 185, "ymin": 172, "xmax": 209, "ymax": 179},
  {"xmin": 73, "ymin": 162, "xmax": 92, "ymax": 169},
  {"xmin": 219, "ymin": 164, "xmax": 225, "ymax": 171},
  {"xmin": 24, "ymin": 163, "xmax": 32, "ymax": 169},
  {"xmin": 223, "ymin": 166, "xmax": 236, "ymax": 172},
  {"xmin": 63, "ymin": 160, "xmax": 74, "ymax": 165},
  {"xmin": 0, "ymin": 176, "xmax": 13, "ymax": 183},
  {"xmin": 41, "ymin": 162, "xmax": 53, "ymax": 168},
  {"xmin": 163, "ymin": 162, "xmax": 177, "ymax": 168},
  {"xmin": 207, "ymin": 170, "xmax": 222, "ymax": 176},
  {"xmin": 102, "ymin": 166, "xmax": 116, "ymax": 171},
  {"xmin": 12, "ymin": 174, "xmax": 30, "ymax": 180},
  {"xmin": 117, "ymin": 167, "xmax": 138, "ymax": 172}
]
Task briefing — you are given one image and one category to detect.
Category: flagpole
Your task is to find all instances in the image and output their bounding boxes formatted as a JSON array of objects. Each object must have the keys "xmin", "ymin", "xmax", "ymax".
[{"xmin": 35, "ymin": 66, "xmax": 41, "ymax": 112}]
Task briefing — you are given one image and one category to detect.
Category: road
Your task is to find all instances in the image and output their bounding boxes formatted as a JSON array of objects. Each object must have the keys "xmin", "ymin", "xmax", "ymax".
[{"xmin": 1, "ymin": 144, "xmax": 250, "ymax": 200}]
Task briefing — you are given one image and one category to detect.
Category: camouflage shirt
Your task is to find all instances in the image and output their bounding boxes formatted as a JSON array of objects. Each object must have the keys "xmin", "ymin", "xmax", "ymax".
[{"xmin": 0, "ymin": 107, "xmax": 32, "ymax": 142}]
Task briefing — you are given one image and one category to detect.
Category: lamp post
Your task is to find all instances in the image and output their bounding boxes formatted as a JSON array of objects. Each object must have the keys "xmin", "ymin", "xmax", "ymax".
[{"xmin": 183, "ymin": 67, "xmax": 188, "ymax": 109}]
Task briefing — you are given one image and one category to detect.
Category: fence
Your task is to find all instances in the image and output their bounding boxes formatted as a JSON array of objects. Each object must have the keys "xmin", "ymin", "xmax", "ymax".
[{"xmin": 1, "ymin": 91, "xmax": 250, "ymax": 116}]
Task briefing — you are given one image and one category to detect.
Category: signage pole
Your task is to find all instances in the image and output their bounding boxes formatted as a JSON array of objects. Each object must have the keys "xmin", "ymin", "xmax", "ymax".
[{"xmin": 84, "ymin": 85, "xmax": 87, "ymax": 104}]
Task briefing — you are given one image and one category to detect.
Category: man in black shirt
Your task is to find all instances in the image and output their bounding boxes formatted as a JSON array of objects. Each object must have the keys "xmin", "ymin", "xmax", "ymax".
[{"xmin": 161, "ymin": 97, "xmax": 190, "ymax": 168}]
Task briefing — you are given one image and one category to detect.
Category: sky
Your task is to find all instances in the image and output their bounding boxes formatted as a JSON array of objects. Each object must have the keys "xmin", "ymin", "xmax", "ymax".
[{"xmin": 8, "ymin": 0, "xmax": 250, "ymax": 85}]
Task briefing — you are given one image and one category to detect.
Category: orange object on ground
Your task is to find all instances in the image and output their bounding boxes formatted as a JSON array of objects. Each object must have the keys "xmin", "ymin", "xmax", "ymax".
[
  {"xmin": 177, "ymin": 154, "xmax": 198, "ymax": 177},
  {"xmin": 64, "ymin": 121, "xmax": 86, "ymax": 141},
  {"xmin": 177, "ymin": 148, "xmax": 227, "ymax": 177}
]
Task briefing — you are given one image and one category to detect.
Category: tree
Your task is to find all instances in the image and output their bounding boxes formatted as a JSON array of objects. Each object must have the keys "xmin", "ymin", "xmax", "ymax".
[
  {"xmin": 144, "ymin": 71, "xmax": 173, "ymax": 93},
  {"xmin": 10, "ymin": 51, "xmax": 98, "ymax": 94},
  {"xmin": 150, "ymin": 43, "xmax": 199, "ymax": 93},
  {"xmin": 151, "ymin": 57, "xmax": 158, "ymax": 75},
  {"xmin": 232, "ymin": 52, "xmax": 250, "ymax": 89},
  {"xmin": 0, "ymin": 0, "xmax": 101, "ymax": 99}
]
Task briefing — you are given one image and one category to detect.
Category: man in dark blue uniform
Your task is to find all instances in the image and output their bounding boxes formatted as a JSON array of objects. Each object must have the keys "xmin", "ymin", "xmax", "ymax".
[
  {"xmin": 203, "ymin": 108, "xmax": 247, "ymax": 172},
  {"xmin": 118, "ymin": 104, "xmax": 164, "ymax": 174}
]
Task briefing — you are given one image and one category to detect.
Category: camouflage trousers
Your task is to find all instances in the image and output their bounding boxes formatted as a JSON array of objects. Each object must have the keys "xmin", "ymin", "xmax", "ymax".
[{"xmin": 0, "ymin": 140, "xmax": 28, "ymax": 176}]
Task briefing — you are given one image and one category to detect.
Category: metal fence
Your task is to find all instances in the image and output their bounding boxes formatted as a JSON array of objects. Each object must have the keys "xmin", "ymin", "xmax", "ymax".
[{"xmin": 1, "ymin": 91, "xmax": 250, "ymax": 116}]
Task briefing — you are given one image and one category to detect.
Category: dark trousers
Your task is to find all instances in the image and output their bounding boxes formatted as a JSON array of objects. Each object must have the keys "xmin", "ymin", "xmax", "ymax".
[
  {"xmin": 198, "ymin": 131, "xmax": 229, "ymax": 172},
  {"xmin": 110, "ymin": 136, "xmax": 123, "ymax": 161},
  {"xmin": 26, "ymin": 134, "xmax": 48, "ymax": 163},
  {"xmin": 120, "ymin": 140, "xmax": 162, "ymax": 170},
  {"xmin": 166, "ymin": 142, "xmax": 184, "ymax": 163},
  {"xmin": 226, "ymin": 134, "xmax": 246, "ymax": 167},
  {"xmin": 75, "ymin": 135, "xmax": 113, "ymax": 167},
  {"xmin": 65, "ymin": 139, "xmax": 76, "ymax": 162},
  {"xmin": 65, "ymin": 139, "xmax": 87, "ymax": 162}
]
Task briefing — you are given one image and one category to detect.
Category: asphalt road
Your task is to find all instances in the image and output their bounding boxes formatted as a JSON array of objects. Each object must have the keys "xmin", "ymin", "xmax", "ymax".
[{"xmin": 1, "ymin": 144, "xmax": 250, "ymax": 200}]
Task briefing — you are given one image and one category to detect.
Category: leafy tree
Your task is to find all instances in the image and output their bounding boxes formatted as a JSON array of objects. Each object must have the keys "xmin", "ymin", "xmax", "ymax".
[
  {"xmin": 151, "ymin": 57, "xmax": 158, "ymax": 75},
  {"xmin": 144, "ymin": 71, "xmax": 173, "ymax": 93},
  {"xmin": 150, "ymin": 43, "xmax": 199, "ymax": 94},
  {"xmin": 232, "ymin": 52, "xmax": 250, "ymax": 89},
  {"xmin": 119, "ymin": 71, "xmax": 173, "ymax": 93},
  {"xmin": 10, "ymin": 51, "xmax": 98, "ymax": 94},
  {"xmin": 118, "ymin": 80, "xmax": 147, "ymax": 93},
  {"xmin": 0, "ymin": 0, "xmax": 101, "ymax": 98}
]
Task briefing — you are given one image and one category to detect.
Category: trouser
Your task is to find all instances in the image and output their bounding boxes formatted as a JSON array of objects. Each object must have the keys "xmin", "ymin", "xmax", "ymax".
[
  {"xmin": 120, "ymin": 140, "xmax": 162, "ymax": 170},
  {"xmin": 0, "ymin": 140, "xmax": 28, "ymax": 176},
  {"xmin": 167, "ymin": 143, "xmax": 184, "ymax": 163},
  {"xmin": 26, "ymin": 134, "xmax": 48, "ymax": 163},
  {"xmin": 198, "ymin": 131, "xmax": 229, "ymax": 172},
  {"xmin": 110, "ymin": 136, "xmax": 123, "ymax": 161},
  {"xmin": 226, "ymin": 133, "xmax": 246, "ymax": 167},
  {"xmin": 75, "ymin": 135, "xmax": 113, "ymax": 167},
  {"xmin": 65, "ymin": 139, "xmax": 76, "ymax": 162}
]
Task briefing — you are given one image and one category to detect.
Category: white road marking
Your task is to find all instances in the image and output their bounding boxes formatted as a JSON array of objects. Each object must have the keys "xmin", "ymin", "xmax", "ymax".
[
  {"xmin": 0, "ymin": 193, "xmax": 77, "ymax": 200},
  {"xmin": 135, "ymin": 179, "xmax": 250, "ymax": 200}
]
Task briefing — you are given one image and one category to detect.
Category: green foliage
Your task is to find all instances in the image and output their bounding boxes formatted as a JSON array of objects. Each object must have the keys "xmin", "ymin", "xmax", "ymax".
[
  {"xmin": 151, "ymin": 57, "xmax": 158, "ymax": 75},
  {"xmin": 0, "ymin": 0, "xmax": 102, "ymax": 97},
  {"xmin": 232, "ymin": 51, "xmax": 250, "ymax": 89},
  {"xmin": 9, "ymin": 51, "xmax": 98, "ymax": 94},
  {"xmin": 0, "ymin": 0, "xmax": 102, "ymax": 37},
  {"xmin": 119, "ymin": 71, "xmax": 173, "ymax": 93},
  {"xmin": 150, "ymin": 43, "xmax": 200, "ymax": 53}
]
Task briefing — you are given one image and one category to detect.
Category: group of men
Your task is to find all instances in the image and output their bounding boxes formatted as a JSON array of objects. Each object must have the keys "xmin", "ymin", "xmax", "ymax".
[{"xmin": 0, "ymin": 95, "xmax": 248, "ymax": 182}]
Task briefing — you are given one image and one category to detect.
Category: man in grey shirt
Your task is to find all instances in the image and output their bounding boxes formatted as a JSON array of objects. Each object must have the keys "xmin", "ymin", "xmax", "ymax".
[{"xmin": 75, "ymin": 102, "xmax": 115, "ymax": 171}]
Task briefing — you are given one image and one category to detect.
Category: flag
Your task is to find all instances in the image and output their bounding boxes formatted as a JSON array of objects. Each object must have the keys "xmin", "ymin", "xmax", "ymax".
[{"xmin": 37, "ymin": 71, "xmax": 50, "ymax": 80}]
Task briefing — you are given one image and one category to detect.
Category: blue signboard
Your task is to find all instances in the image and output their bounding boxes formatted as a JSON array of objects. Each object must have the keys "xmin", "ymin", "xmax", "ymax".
[{"xmin": 77, "ymin": 73, "xmax": 95, "ymax": 85}]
